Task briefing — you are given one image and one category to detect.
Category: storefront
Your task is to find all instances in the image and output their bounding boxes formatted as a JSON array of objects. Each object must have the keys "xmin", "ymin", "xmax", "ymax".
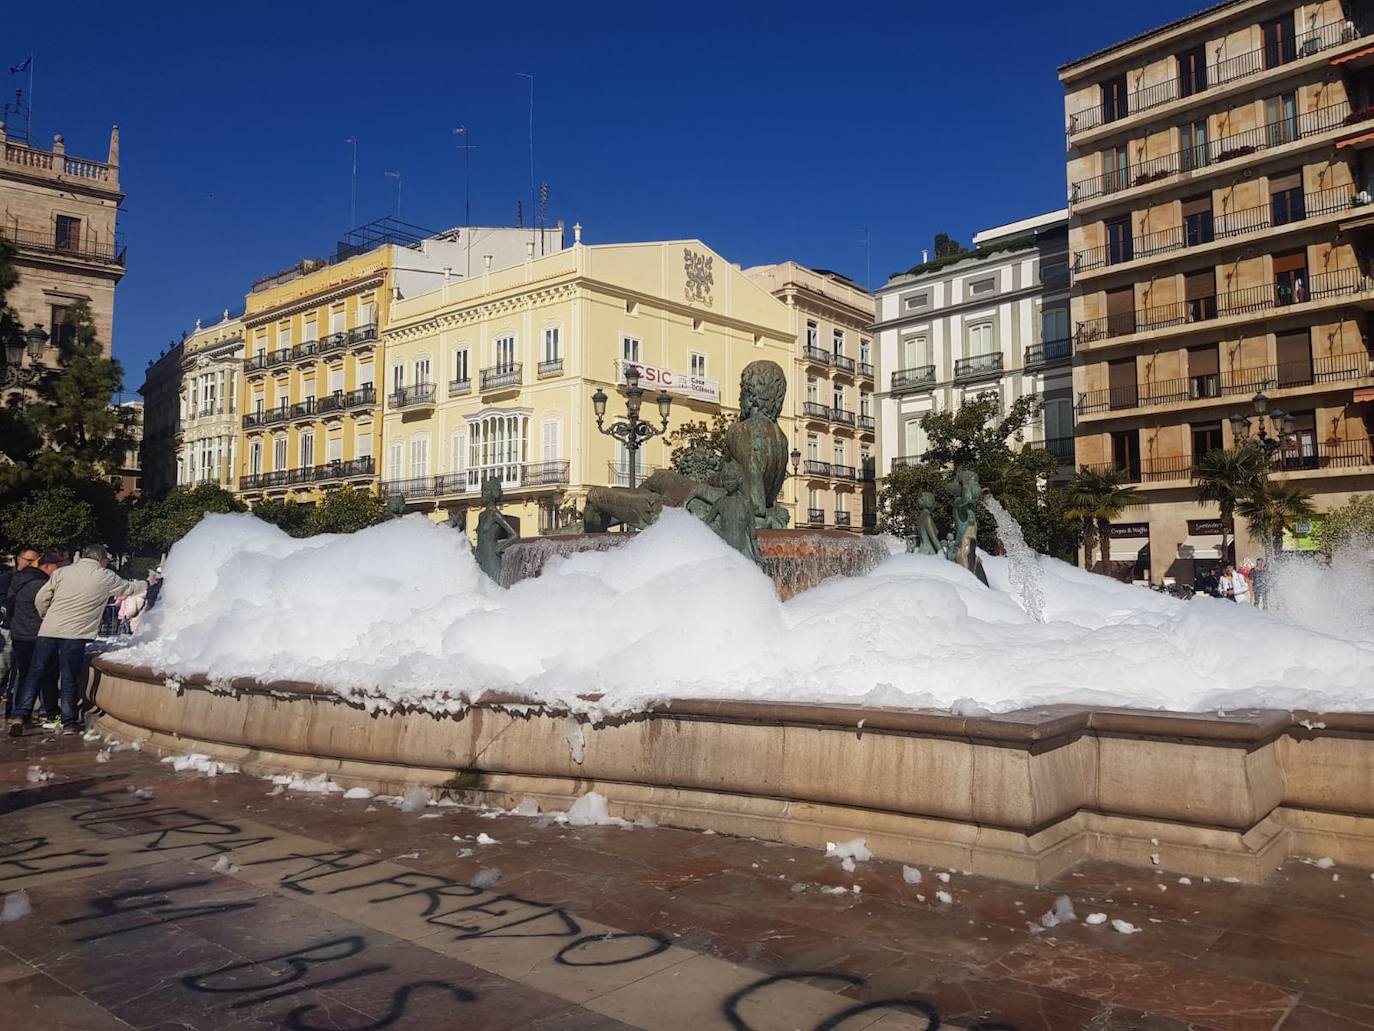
[
  {"xmin": 1177, "ymin": 517, "xmax": 1228, "ymax": 584},
  {"xmin": 1108, "ymin": 521, "xmax": 1151, "ymax": 582}
]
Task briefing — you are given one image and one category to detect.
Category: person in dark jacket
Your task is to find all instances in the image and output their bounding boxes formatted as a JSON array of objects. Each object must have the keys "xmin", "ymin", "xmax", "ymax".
[
  {"xmin": 5, "ymin": 552, "xmax": 63, "ymax": 721},
  {"xmin": 1, "ymin": 549, "xmax": 40, "ymax": 717}
]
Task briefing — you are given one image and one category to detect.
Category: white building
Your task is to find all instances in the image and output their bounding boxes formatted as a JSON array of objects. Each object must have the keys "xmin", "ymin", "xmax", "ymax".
[{"xmin": 874, "ymin": 210, "xmax": 1073, "ymax": 480}]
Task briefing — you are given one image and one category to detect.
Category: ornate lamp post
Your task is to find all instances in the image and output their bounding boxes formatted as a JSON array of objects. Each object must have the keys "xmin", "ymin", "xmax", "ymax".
[
  {"xmin": 1229, "ymin": 390, "xmax": 1295, "ymax": 459},
  {"xmin": 591, "ymin": 364, "xmax": 672, "ymax": 489},
  {"xmin": 2, "ymin": 324, "xmax": 49, "ymax": 390}
]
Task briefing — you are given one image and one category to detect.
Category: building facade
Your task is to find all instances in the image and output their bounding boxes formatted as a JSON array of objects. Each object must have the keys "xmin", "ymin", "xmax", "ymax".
[
  {"xmin": 379, "ymin": 232, "xmax": 797, "ymax": 534},
  {"xmin": 234, "ymin": 221, "xmax": 561, "ymax": 507},
  {"xmin": 744, "ymin": 262, "xmax": 877, "ymax": 531},
  {"xmin": 873, "ymin": 211, "xmax": 1074, "ymax": 485},
  {"xmin": 0, "ymin": 124, "xmax": 123, "ymax": 384},
  {"xmin": 1062, "ymin": 0, "xmax": 1374, "ymax": 579}
]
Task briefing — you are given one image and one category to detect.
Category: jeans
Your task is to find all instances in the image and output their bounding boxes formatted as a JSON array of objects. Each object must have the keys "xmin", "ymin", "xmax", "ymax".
[
  {"xmin": 0, "ymin": 628, "xmax": 11, "ymax": 714},
  {"xmin": 12, "ymin": 637, "xmax": 90, "ymax": 727}
]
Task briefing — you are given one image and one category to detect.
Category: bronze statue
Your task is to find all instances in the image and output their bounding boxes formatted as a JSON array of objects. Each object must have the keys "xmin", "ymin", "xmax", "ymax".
[
  {"xmin": 472, "ymin": 477, "xmax": 519, "ymax": 583},
  {"xmin": 729, "ymin": 360, "xmax": 790, "ymax": 530},
  {"xmin": 946, "ymin": 468, "xmax": 988, "ymax": 586},
  {"xmin": 688, "ymin": 462, "xmax": 762, "ymax": 567},
  {"xmin": 907, "ymin": 491, "xmax": 942, "ymax": 556}
]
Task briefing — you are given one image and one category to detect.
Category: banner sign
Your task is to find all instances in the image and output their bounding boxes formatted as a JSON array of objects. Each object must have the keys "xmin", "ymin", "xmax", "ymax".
[{"xmin": 620, "ymin": 361, "xmax": 721, "ymax": 405}]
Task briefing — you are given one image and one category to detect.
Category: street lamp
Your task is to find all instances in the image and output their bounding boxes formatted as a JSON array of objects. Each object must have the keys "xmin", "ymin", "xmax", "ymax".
[
  {"xmin": 2, "ymin": 324, "xmax": 48, "ymax": 390},
  {"xmin": 1230, "ymin": 390, "xmax": 1294, "ymax": 458},
  {"xmin": 592, "ymin": 363, "xmax": 672, "ymax": 490}
]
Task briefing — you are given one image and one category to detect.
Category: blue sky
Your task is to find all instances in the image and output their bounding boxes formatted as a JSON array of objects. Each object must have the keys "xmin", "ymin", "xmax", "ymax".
[{"xmin": 6, "ymin": 0, "xmax": 1202, "ymax": 387}]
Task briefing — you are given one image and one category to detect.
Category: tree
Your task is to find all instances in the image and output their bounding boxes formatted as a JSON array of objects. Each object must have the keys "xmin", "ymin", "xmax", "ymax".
[
  {"xmin": 250, "ymin": 499, "xmax": 313, "ymax": 537},
  {"xmin": 877, "ymin": 463, "xmax": 949, "ymax": 542},
  {"xmin": 664, "ymin": 412, "xmax": 731, "ymax": 475},
  {"xmin": 129, "ymin": 483, "xmax": 246, "ymax": 555},
  {"xmin": 1237, "ymin": 479, "xmax": 1317, "ymax": 555},
  {"xmin": 306, "ymin": 487, "xmax": 390, "ymax": 535},
  {"xmin": 0, "ymin": 486, "xmax": 95, "ymax": 555},
  {"xmin": 1193, "ymin": 445, "xmax": 1266, "ymax": 563},
  {"xmin": 1315, "ymin": 493, "xmax": 1374, "ymax": 554},
  {"xmin": 933, "ymin": 232, "xmax": 966, "ymax": 259},
  {"xmin": 1063, "ymin": 468, "xmax": 1144, "ymax": 575}
]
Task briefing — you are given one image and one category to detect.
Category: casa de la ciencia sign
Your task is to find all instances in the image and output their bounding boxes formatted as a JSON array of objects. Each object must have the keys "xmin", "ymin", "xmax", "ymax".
[{"xmin": 618, "ymin": 360, "xmax": 721, "ymax": 405}]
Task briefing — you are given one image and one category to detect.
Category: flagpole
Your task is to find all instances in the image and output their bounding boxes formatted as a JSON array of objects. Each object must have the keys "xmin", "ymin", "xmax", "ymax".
[{"xmin": 27, "ymin": 56, "xmax": 33, "ymax": 144}]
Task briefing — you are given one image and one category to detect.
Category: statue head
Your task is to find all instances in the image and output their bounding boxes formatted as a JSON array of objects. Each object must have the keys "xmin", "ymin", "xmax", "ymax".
[
  {"xmin": 480, "ymin": 476, "xmax": 504, "ymax": 504},
  {"xmin": 739, "ymin": 360, "xmax": 787, "ymax": 421},
  {"xmin": 716, "ymin": 461, "xmax": 743, "ymax": 492},
  {"xmin": 918, "ymin": 490, "xmax": 936, "ymax": 511}
]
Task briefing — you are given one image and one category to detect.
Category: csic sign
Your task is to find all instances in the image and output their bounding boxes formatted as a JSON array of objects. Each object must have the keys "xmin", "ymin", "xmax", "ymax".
[{"xmin": 619, "ymin": 361, "xmax": 721, "ymax": 405}]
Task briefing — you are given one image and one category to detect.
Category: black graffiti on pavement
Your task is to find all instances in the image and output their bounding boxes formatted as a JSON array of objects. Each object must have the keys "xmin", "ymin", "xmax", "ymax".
[
  {"xmin": 182, "ymin": 934, "xmax": 478, "ymax": 1031},
  {"xmin": 58, "ymin": 877, "xmax": 259, "ymax": 942},
  {"xmin": 0, "ymin": 835, "xmax": 111, "ymax": 883}
]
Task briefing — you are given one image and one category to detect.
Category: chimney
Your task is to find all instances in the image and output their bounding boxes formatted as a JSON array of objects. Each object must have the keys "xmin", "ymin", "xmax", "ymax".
[
  {"xmin": 922, "ymin": 249, "xmax": 929, "ymax": 264},
  {"xmin": 483, "ymin": 254, "xmax": 493, "ymax": 271},
  {"xmin": 573, "ymin": 222, "xmax": 583, "ymax": 245},
  {"xmin": 442, "ymin": 266, "xmax": 453, "ymax": 283},
  {"xmin": 108, "ymin": 125, "xmax": 120, "ymax": 167},
  {"xmin": 525, "ymin": 240, "xmax": 535, "ymax": 261}
]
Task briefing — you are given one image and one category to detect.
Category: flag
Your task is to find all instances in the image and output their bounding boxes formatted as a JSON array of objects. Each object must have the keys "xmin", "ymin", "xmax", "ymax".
[{"xmin": 10, "ymin": 56, "xmax": 31, "ymax": 74}]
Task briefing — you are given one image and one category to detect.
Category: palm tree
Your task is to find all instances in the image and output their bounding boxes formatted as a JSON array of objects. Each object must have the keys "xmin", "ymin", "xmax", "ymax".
[
  {"xmin": 1237, "ymin": 479, "xmax": 1317, "ymax": 556},
  {"xmin": 1193, "ymin": 444, "xmax": 1267, "ymax": 564},
  {"xmin": 1064, "ymin": 468, "xmax": 1144, "ymax": 575}
]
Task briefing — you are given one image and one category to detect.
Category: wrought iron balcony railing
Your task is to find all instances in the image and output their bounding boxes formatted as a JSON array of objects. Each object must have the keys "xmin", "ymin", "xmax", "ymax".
[
  {"xmin": 538, "ymin": 358, "xmax": 564, "ymax": 377},
  {"xmin": 803, "ymin": 459, "xmax": 831, "ymax": 477},
  {"xmin": 802, "ymin": 344, "xmax": 831, "ymax": 365},
  {"xmin": 449, "ymin": 378, "xmax": 472, "ymax": 397},
  {"xmin": 891, "ymin": 365, "xmax": 936, "ymax": 394},
  {"xmin": 0, "ymin": 224, "xmax": 126, "ymax": 265},
  {"xmin": 803, "ymin": 401, "xmax": 831, "ymax": 420},
  {"xmin": 856, "ymin": 361, "xmax": 875, "ymax": 379},
  {"xmin": 390, "ymin": 383, "xmax": 436, "ymax": 409},
  {"xmin": 805, "ymin": 508, "xmax": 826, "ymax": 525},
  {"xmin": 834, "ymin": 510, "xmax": 852, "ymax": 527},
  {"xmin": 830, "ymin": 407, "xmax": 856, "ymax": 427},
  {"xmin": 480, "ymin": 363, "xmax": 522, "ymax": 391},
  {"xmin": 831, "ymin": 353, "xmax": 856, "ymax": 374},
  {"xmin": 1025, "ymin": 338, "xmax": 1073, "ymax": 369},
  {"xmin": 954, "ymin": 352, "xmax": 1004, "ymax": 381}
]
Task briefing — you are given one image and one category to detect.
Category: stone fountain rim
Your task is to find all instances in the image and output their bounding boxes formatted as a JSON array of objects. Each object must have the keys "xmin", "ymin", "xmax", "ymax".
[{"xmin": 91, "ymin": 655, "xmax": 1374, "ymax": 750}]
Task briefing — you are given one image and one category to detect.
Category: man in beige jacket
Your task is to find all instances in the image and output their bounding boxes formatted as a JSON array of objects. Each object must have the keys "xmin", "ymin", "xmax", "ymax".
[{"xmin": 8, "ymin": 544, "xmax": 145, "ymax": 736}]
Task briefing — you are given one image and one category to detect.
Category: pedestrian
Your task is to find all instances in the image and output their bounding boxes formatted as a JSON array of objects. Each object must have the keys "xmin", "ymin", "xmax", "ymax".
[
  {"xmin": 8, "ymin": 544, "xmax": 146, "ymax": 737},
  {"xmin": 118, "ymin": 591, "xmax": 146, "ymax": 635},
  {"xmin": 0, "ymin": 549, "xmax": 41, "ymax": 716},
  {"xmin": 4, "ymin": 551, "xmax": 63, "ymax": 722},
  {"xmin": 1218, "ymin": 562, "xmax": 1250, "ymax": 604},
  {"xmin": 1251, "ymin": 557, "xmax": 1270, "ymax": 610}
]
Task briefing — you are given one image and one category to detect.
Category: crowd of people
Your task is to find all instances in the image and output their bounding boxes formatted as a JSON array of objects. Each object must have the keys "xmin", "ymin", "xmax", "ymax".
[
  {"xmin": 0, "ymin": 545, "xmax": 153, "ymax": 737},
  {"xmin": 1175, "ymin": 558, "xmax": 1271, "ymax": 607}
]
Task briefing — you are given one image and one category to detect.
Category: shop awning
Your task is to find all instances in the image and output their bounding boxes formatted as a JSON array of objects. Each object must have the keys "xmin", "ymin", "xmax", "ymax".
[{"xmin": 1355, "ymin": 386, "xmax": 1374, "ymax": 403}]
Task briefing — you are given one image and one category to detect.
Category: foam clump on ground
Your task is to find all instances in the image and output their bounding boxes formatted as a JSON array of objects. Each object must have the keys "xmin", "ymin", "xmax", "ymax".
[{"xmin": 115, "ymin": 510, "xmax": 1374, "ymax": 716}]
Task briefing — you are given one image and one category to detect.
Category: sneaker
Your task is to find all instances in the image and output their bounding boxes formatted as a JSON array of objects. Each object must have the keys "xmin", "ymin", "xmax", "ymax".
[
  {"xmin": 7, "ymin": 720, "xmax": 23, "ymax": 738},
  {"xmin": 61, "ymin": 725, "xmax": 81, "ymax": 737}
]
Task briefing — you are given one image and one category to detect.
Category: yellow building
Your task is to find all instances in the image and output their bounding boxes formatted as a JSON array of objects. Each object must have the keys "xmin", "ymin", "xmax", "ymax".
[
  {"xmin": 379, "ymin": 230, "xmax": 798, "ymax": 532},
  {"xmin": 234, "ymin": 220, "xmax": 559, "ymax": 504},
  {"xmin": 744, "ymin": 262, "xmax": 877, "ymax": 532}
]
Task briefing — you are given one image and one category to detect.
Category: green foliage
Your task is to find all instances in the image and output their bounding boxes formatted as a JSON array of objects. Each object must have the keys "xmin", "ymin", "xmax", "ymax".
[
  {"xmin": 1063, "ymin": 468, "xmax": 1145, "ymax": 574},
  {"xmin": 665, "ymin": 412, "xmax": 731, "ymax": 474},
  {"xmin": 1237, "ymin": 479, "xmax": 1317, "ymax": 555},
  {"xmin": 934, "ymin": 232, "xmax": 966, "ymax": 259},
  {"xmin": 899, "ymin": 232, "xmax": 1034, "ymax": 278},
  {"xmin": 1193, "ymin": 445, "xmax": 1266, "ymax": 557},
  {"xmin": 129, "ymin": 483, "xmax": 247, "ymax": 554},
  {"xmin": 250, "ymin": 499, "xmax": 314, "ymax": 538},
  {"xmin": 1315, "ymin": 493, "xmax": 1374, "ymax": 553},
  {"xmin": 0, "ymin": 486, "xmax": 94, "ymax": 554},
  {"xmin": 305, "ymin": 487, "xmax": 390, "ymax": 535},
  {"xmin": 877, "ymin": 464, "xmax": 949, "ymax": 542}
]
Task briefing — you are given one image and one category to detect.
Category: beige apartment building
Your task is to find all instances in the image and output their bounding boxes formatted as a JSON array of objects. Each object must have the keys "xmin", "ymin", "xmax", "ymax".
[
  {"xmin": 379, "ymin": 232, "xmax": 797, "ymax": 534},
  {"xmin": 744, "ymin": 262, "xmax": 876, "ymax": 531},
  {"xmin": 0, "ymin": 123, "xmax": 123, "ymax": 392},
  {"xmin": 1062, "ymin": 0, "xmax": 1374, "ymax": 578}
]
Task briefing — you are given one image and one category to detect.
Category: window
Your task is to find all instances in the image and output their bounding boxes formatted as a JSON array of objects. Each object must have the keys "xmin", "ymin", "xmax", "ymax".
[
  {"xmin": 805, "ymin": 320, "xmax": 819, "ymax": 349},
  {"xmin": 1262, "ymin": 13, "xmax": 1295, "ymax": 69},
  {"xmin": 253, "ymin": 391, "xmax": 265, "ymax": 415},
  {"xmin": 860, "ymin": 338, "xmax": 871, "ymax": 364},
  {"xmin": 832, "ymin": 384, "xmax": 845, "ymax": 411},
  {"xmin": 387, "ymin": 441, "xmax": 402, "ymax": 477},
  {"xmin": 808, "ymin": 488, "xmax": 821, "ymax": 511},
  {"xmin": 453, "ymin": 348, "xmax": 469, "ymax": 384},
  {"xmin": 359, "ymin": 299, "xmax": 376, "ymax": 328},
  {"xmin": 1106, "ymin": 286, "xmax": 1136, "ymax": 336},
  {"xmin": 1188, "ymin": 344, "xmax": 1220, "ymax": 398},
  {"xmin": 1109, "ymin": 358, "xmax": 1139, "ymax": 409},
  {"xmin": 833, "ymin": 439, "xmax": 845, "ymax": 466},
  {"xmin": 541, "ymin": 419, "xmax": 561, "ymax": 461},
  {"xmin": 249, "ymin": 440, "xmax": 262, "ymax": 476},
  {"xmin": 450, "ymin": 431, "xmax": 467, "ymax": 472},
  {"xmin": 1273, "ymin": 250, "xmax": 1308, "ymax": 305},
  {"xmin": 689, "ymin": 352, "xmax": 707, "ymax": 378},
  {"xmin": 1185, "ymin": 269, "xmax": 1217, "ymax": 320},
  {"xmin": 806, "ymin": 376, "xmax": 818, "ymax": 402},
  {"xmin": 621, "ymin": 336, "xmax": 641, "ymax": 363},
  {"xmin": 54, "ymin": 215, "xmax": 81, "ymax": 252},
  {"xmin": 966, "ymin": 322, "xmax": 994, "ymax": 355},
  {"xmin": 1101, "ymin": 74, "xmax": 1128, "ymax": 124},
  {"xmin": 299, "ymin": 431, "xmax": 314, "ymax": 469},
  {"xmin": 968, "ymin": 276, "xmax": 996, "ymax": 296},
  {"xmin": 835, "ymin": 493, "xmax": 847, "ymax": 514},
  {"xmin": 1191, "ymin": 421, "xmax": 1224, "ymax": 459},
  {"xmin": 1276, "ymin": 329, "xmax": 1314, "ymax": 386},
  {"xmin": 414, "ymin": 355, "xmax": 432, "ymax": 385},
  {"xmin": 1266, "ymin": 92, "xmax": 1298, "ymax": 147},
  {"xmin": 466, "ymin": 411, "xmax": 529, "ymax": 489},
  {"xmin": 278, "ymin": 323, "xmax": 292, "ymax": 350},
  {"xmin": 303, "ymin": 318, "xmax": 318, "ymax": 343},
  {"xmin": 301, "ymin": 374, "xmax": 316, "ymax": 402},
  {"xmin": 1111, "ymin": 429, "xmax": 1141, "ymax": 480},
  {"xmin": 1044, "ymin": 399, "xmax": 1071, "ymax": 443},
  {"xmin": 543, "ymin": 326, "xmax": 560, "ymax": 363},
  {"xmin": 255, "ymin": 331, "xmax": 267, "ymax": 357},
  {"xmin": 390, "ymin": 363, "xmax": 404, "ymax": 394},
  {"xmin": 358, "ymin": 361, "xmax": 373, "ymax": 388},
  {"xmin": 1180, "ymin": 119, "xmax": 1208, "ymax": 172},
  {"xmin": 327, "ymin": 436, "xmax": 343, "ymax": 462},
  {"xmin": 356, "ymin": 431, "xmax": 373, "ymax": 459},
  {"xmin": 832, "ymin": 328, "xmax": 845, "ymax": 356},
  {"xmin": 904, "ymin": 419, "xmax": 924, "ymax": 460},
  {"xmin": 1270, "ymin": 170, "xmax": 1305, "ymax": 226},
  {"xmin": 1105, "ymin": 216, "xmax": 1133, "ymax": 265},
  {"xmin": 409, "ymin": 436, "xmax": 429, "ymax": 478},
  {"xmin": 328, "ymin": 366, "xmax": 344, "ymax": 394},
  {"xmin": 330, "ymin": 308, "xmax": 346, "ymax": 335},
  {"xmin": 904, "ymin": 292, "xmax": 929, "ymax": 310},
  {"xmin": 273, "ymin": 435, "xmax": 287, "ymax": 471},
  {"xmin": 49, "ymin": 304, "xmax": 76, "ymax": 347},
  {"xmin": 1178, "ymin": 45, "xmax": 1207, "ymax": 98},
  {"xmin": 496, "ymin": 335, "xmax": 516, "ymax": 370},
  {"xmin": 1183, "ymin": 194, "xmax": 1214, "ymax": 247},
  {"xmin": 1104, "ymin": 144, "xmax": 1129, "ymax": 193},
  {"xmin": 860, "ymin": 393, "xmax": 871, "ymax": 418},
  {"xmin": 806, "ymin": 434, "xmax": 819, "ymax": 461},
  {"xmin": 1041, "ymin": 307, "xmax": 1069, "ymax": 342},
  {"xmin": 901, "ymin": 334, "xmax": 929, "ymax": 368}
]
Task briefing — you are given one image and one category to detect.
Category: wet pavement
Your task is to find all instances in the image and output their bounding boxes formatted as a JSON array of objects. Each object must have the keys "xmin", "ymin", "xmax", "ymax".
[{"xmin": 1, "ymin": 730, "xmax": 1372, "ymax": 1030}]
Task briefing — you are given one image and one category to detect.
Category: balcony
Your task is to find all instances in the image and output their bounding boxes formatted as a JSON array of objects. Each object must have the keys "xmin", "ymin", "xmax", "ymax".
[
  {"xmin": 890, "ymin": 455, "xmax": 922, "ymax": 472},
  {"xmin": 312, "ymin": 456, "xmax": 375, "ymax": 482},
  {"xmin": 448, "ymin": 377, "xmax": 472, "ymax": 397},
  {"xmin": 480, "ymin": 363, "xmax": 522, "ymax": 392},
  {"xmin": 954, "ymin": 352, "xmax": 1005, "ymax": 382},
  {"xmin": 891, "ymin": 365, "xmax": 936, "ymax": 394},
  {"xmin": 804, "ymin": 508, "xmax": 826, "ymax": 527},
  {"xmin": 288, "ymin": 397, "xmax": 317, "ymax": 422},
  {"xmin": 1075, "ymin": 187, "xmax": 1371, "ymax": 273},
  {"xmin": 834, "ymin": 511, "xmax": 852, "ymax": 527},
  {"xmin": 1044, "ymin": 437, "xmax": 1076, "ymax": 464},
  {"xmin": 1071, "ymin": 101, "xmax": 1358, "ymax": 205},
  {"xmin": 317, "ymin": 391, "xmax": 345, "ymax": 416},
  {"xmin": 1079, "ymin": 455, "xmax": 1196, "ymax": 484},
  {"xmin": 831, "ymin": 407, "xmax": 857, "ymax": 428},
  {"xmin": 242, "ymin": 405, "xmax": 292, "ymax": 430},
  {"xmin": 318, "ymin": 331, "xmax": 348, "ymax": 356},
  {"xmin": 380, "ymin": 475, "xmax": 440, "ymax": 500},
  {"xmin": 348, "ymin": 323, "xmax": 378, "ymax": 348},
  {"xmin": 831, "ymin": 464, "xmax": 856, "ymax": 481},
  {"xmin": 538, "ymin": 358, "xmax": 564, "ymax": 378},
  {"xmin": 802, "ymin": 344, "xmax": 831, "ymax": 367},
  {"xmin": 391, "ymin": 383, "xmax": 436, "ymax": 411},
  {"xmin": 346, "ymin": 385, "xmax": 376, "ymax": 409},
  {"xmin": 1025, "ymin": 338, "xmax": 1073, "ymax": 370},
  {"xmin": 1078, "ymin": 353, "xmax": 1371, "ymax": 415},
  {"xmin": 1082, "ymin": 439, "xmax": 1374, "ymax": 485},
  {"xmin": 831, "ymin": 353, "xmax": 856, "ymax": 375},
  {"xmin": 1076, "ymin": 267, "xmax": 1374, "ymax": 347},
  {"xmin": 803, "ymin": 400, "xmax": 831, "ymax": 421},
  {"xmin": 385, "ymin": 460, "xmax": 571, "ymax": 501},
  {"xmin": 244, "ymin": 352, "xmax": 272, "ymax": 374},
  {"xmin": 857, "ymin": 360, "xmax": 875, "ymax": 380},
  {"xmin": 609, "ymin": 461, "xmax": 662, "ymax": 487},
  {"xmin": 858, "ymin": 463, "xmax": 877, "ymax": 482},
  {"xmin": 1066, "ymin": 15, "xmax": 1374, "ymax": 137},
  {"xmin": 0, "ymin": 224, "xmax": 126, "ymax": 266},
  {"xmin": 858, "ymin": 413, "xmax": 875, "ymax": 432},
  {"xmin": 292, "ymin": 341, "xmax": 319, "ymax": 365},
  {"xmin": 523, "ymin": 460, "xmax": 571, "ymax": 485},
  {"xmin": 802, "ymin": 459, "xmax": 832, "ymax": 478}
]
